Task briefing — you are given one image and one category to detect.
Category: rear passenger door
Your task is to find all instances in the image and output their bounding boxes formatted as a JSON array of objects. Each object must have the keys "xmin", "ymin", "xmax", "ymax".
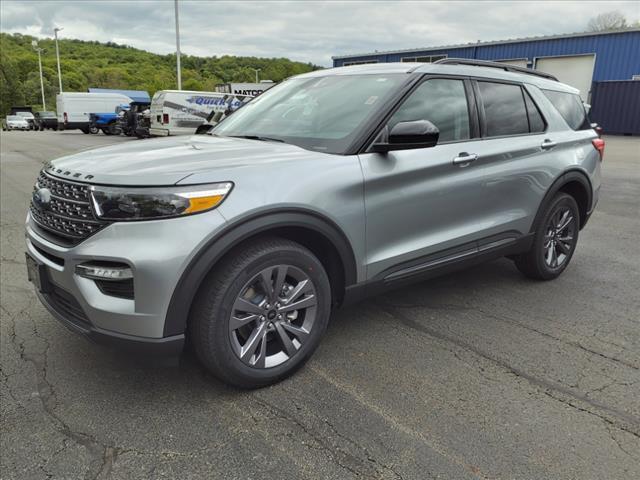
[
  {"xmin": 470, "ymin": 79, "xmax": 552, "ymax": 242},
  {"xmin": 359, "ymin": 77, "xmax": 549, "ymax": 280}
]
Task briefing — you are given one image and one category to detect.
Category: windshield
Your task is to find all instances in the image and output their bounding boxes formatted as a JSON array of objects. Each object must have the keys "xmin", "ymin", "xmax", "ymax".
[
  {"xmin": 39, "ymin": 112, "xmax": 56, "ymax": 117},
  {"xmin": 212, "ymin": 73, "xmax": 407, "ymax": 154},
  {"xmin": 16, "ymin": 112, "xmax": 33, "ymax": 118}
]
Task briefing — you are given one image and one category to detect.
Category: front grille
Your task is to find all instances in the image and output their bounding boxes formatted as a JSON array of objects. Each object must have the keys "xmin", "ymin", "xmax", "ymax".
[{"xmin": 30, "ymin": 171, "xmax": 108, "ymax": 246}]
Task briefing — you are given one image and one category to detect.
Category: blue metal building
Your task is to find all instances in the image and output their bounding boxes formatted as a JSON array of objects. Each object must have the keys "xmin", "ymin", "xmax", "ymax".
[{"xmin": 332, "ymin": 28, "xmax": 640, "ymax": 133}]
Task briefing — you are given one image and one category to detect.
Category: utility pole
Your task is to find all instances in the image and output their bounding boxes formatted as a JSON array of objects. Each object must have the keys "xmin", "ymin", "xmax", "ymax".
[
  {"xmin": 174, "ymin": 0, "xmax": 182, "ymax": 89},
  {"xmin": 32, "ymin": 40, "xmax": 46, "ymax": 110},
  {"xmin": 54, "ymin": 27, "xmax": 63, "ymax": 93},
  {"xmin": 252, "ymin": 68, "xmax": 261, "ymax": 83}
]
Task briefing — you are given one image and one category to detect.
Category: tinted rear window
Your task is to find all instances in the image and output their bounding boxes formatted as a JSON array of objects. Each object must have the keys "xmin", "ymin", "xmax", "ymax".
[
  {"xmin": 542, "ymin": 90, "xmax": 590, "ymax": 130},
  {"xmin": 478, "ymin": 82, "xmax": 529, "ymax": 137}
]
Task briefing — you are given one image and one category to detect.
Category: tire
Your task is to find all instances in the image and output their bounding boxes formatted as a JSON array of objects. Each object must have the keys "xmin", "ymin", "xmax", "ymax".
[
  {"xmin": 190, "ymin": 237, "xmax": 331, "ymax": 388},
  {"xmin": 89, "ymin": 126, "xmax": 99, "ymax": 134},
  {"xmin": 515, "ymin": 192, "xmax": 580, "ymax": 280}
]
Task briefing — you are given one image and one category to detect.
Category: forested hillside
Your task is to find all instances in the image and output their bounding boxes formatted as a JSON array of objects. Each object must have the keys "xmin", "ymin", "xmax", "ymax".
[{"xmin": 0, "ymin": 33, "xmax": 319, "ymax": 115}]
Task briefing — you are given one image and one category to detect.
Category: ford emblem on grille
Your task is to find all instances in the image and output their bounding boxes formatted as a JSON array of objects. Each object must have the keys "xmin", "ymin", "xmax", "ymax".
[{"xmin": 33, "ymin": 187, "xmax": 52, "ymax": 211}]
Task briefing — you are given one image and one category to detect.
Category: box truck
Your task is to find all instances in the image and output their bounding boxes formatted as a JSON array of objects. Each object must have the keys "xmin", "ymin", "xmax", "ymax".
[
  {"xmin": 149, "ymin": 90, "xmax": 252, "ymax": 136},
  {"xmin": 56, "ymin": 92, "xmax": 133, "ymax": 133}
]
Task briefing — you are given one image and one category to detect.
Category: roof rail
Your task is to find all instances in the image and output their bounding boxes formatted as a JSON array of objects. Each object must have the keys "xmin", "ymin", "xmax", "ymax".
[{"xmin": 434, "ymin": 58, "xmax": 559, "ymax": 82}]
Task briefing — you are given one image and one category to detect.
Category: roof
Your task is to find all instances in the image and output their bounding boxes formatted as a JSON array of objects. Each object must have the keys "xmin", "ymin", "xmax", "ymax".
[
  {"xmin": 332, "ymin": 27, "xmax": 640, "ymax": 60},
  {"xmin": 88, "ymin": 88, "xmax": 150, "ymax": 103}
]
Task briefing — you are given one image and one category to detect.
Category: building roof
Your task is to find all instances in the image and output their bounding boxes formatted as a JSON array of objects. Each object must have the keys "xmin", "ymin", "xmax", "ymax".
[{"xmin": 332, "ymin": 27, "xmax": 640, "ymax": 60}]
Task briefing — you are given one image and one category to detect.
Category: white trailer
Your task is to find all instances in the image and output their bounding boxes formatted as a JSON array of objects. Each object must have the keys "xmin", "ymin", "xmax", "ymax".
[
  {"xmin": 56, "ymin": 92, "xmax": 132, "ymax": 133},
  {"xmin": 149, "ymin": 90, "xmax": 252, "ymax": 137}
]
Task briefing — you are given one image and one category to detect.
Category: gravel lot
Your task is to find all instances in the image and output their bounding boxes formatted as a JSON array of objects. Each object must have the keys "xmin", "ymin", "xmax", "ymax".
[{"xmin": 1, "ymin": 130, "xmax": 639, "ymax": 479}]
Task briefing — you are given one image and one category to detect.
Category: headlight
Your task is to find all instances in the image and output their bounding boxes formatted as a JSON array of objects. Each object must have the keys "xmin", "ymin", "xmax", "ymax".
[{"xmin": 90, "ymin": 182, "xmax": 233, "ymax": 221}]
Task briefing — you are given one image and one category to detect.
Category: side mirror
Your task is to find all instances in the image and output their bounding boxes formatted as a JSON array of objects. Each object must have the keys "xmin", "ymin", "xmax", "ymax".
[{"xmin": 371, "ymin": 120, "xmax": 439, "ymax": 153}]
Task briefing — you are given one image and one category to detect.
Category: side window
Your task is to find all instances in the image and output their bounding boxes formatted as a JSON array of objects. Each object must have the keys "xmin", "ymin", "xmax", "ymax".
[
  {"xmin": 388, "ymin": 79, "xmax": 470, "ymax": 142},
  {"xmin": 478, "ymin": 82, "xmax": 529, "ymax": 137},
  {"xmin": 523, "ymin": 90, "xmax": 546, "ymax": 133},
  {"xmin": 542, "ymin": 89, "xmax": 590, "ymax": 130}
]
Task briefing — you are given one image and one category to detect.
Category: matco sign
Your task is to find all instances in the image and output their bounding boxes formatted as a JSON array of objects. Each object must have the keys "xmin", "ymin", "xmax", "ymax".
[{"xmin": 216, "ymin": 82, "xmax": 275, "ymax": 96}]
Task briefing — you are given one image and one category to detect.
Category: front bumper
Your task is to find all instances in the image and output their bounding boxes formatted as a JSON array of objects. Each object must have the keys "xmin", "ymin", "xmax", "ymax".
[
  {"xmin": 26, "ymin": 208, "xmax": 227, "ymax": 353},
  {"xmin": 36, "ymin": 288, "xmax": 185, "ymax": 355}
]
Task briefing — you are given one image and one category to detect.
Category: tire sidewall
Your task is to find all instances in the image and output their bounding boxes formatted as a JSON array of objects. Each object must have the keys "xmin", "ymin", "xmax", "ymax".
[
  {"xmin": 533, "ymin": 194, "xmax": 580, "ymax": 279},
  {"xmin": 206, "ymin": 247, "xmax": 331, "ymax": 386}
]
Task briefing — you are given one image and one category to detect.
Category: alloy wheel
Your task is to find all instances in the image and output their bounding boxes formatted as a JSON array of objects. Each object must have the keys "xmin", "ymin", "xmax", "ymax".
[
  {"xmin": 229, "ymin": 264, "xmax": 317, "ymax": 368},
  {"xmin": 543, "ymin": 206, "xmax": 576, "ymax": 269}
]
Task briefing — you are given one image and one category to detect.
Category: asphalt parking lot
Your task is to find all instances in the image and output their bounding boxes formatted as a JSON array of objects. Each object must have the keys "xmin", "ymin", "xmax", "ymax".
[{"xmin": 1, "ymin": 130, "xmax": 639, "ymax": 479}]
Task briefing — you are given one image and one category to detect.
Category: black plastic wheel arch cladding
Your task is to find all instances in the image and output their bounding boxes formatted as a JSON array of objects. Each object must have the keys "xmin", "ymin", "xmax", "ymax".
[
  {"xmin": 531, "ymin": 170, "xmax": 593, "ymax": 233},
  {"xmin": 163, "ymin": 210, "xmax": 358, "ymax": 337}
]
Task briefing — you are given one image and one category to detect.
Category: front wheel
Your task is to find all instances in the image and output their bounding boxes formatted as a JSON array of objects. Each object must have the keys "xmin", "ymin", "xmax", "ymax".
[
  {"xmin": 89, "ymin": 125, "xmax": 99, "ymax": 134},
  {"xmin": 515, "ymin": 192, "xmax": 580, "ymax": 280},
  {"xmin": 190, "ymin": 237, "xmax": 331, "ymax": 388}
]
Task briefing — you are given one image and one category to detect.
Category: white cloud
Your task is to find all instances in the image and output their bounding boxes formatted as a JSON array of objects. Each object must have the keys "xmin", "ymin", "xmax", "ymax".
[{"xmin": 1, "ymin": 0, "xmax": 638, "ymax": 66}]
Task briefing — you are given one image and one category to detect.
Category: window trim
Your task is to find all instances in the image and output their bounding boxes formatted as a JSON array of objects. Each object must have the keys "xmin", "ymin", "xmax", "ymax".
[
  {"xmin": 473, "ymin": 78, "xmax": 549, "ymax": 140},
  {"xmin": 363, "ymin": 74, "xmax": 479, "ymax": 152},
  {"xmin": 522, "ymin": 86, "xmax": 548, "ymax": 134}
]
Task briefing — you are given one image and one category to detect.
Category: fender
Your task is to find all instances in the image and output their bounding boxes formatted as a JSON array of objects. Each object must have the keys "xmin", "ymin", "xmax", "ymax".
[
  {"xmin": 163, "ymin": 209, "xmax": 358, "ymax": 337},
  {"xmin": 530, "ymin": 169, "xmax": 593, "ymax": 233}
]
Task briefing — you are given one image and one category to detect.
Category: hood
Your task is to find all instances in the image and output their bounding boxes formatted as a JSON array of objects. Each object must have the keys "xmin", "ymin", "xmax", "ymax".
[{"xmin": 47, "ymin": 135, "xmax": 312, "ymax": 186}]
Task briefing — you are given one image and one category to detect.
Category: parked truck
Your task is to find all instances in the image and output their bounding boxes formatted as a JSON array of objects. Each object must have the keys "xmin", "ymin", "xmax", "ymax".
[
  {"xmin": 56, "ymin": 92, "xmax": 133, "ymax": 133},
  {"xmin": 149, "ymin": 90, "xmax": 252, "ymax": 136}
]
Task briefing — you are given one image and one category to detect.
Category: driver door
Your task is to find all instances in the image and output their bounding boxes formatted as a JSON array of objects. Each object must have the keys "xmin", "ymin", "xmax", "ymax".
[{"xmin": 359, "ymin": 77, "xmax": 491, "ymax": 279}]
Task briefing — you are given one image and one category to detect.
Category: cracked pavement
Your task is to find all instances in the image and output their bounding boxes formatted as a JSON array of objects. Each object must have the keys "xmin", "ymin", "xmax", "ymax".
[{"xmin": 1, "ymin": 131, "xmax": 639, "ymax": 479}]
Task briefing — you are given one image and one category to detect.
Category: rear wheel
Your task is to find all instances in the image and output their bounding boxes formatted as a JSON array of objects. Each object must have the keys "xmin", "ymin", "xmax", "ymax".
[
  {"xmin": 190, "ymin": 237, "xmax": 331, "ymax": 388},
  {"xmin": 515, "ymin": 192, "xmax": 579, "ymax": 280},
  {"xmin": 89, "ymin": 125, "xmax": 99, "ymax": 134}
]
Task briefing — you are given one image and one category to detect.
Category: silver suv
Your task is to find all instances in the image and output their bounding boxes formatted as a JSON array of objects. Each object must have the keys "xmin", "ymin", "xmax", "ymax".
[{"xmin": 26, "ymin": 60, "xmax": 603, "ymax": 388}]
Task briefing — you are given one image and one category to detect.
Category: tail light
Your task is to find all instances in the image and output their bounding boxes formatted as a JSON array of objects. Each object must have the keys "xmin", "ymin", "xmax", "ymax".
[
  {"xmin": 63, "ymin": 112, "xmax": 68, "ymax": 124},
  {"xmin": 592, "ymin": 138, "xmax": 605, "ymax": 161},
  {"xmin": 162, "ymin": 113, "xmax": 169, "ymax": 124}
]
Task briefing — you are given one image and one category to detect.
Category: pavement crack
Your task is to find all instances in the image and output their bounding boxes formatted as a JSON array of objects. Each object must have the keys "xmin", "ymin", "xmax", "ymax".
[
  {"xmin": 253, "ymin": 396, "xmax": 377, "ymax": 478},
  {"xmin": 572, "ymin": 342, "xmax": 638, "ymax": 371},
  {"xmin": 4, "ymin": 301, "xmax": 121, "ymax": 480},
  {"xmin": 377, "ymin": 303, "xmax": 640, "ymax": 438}
]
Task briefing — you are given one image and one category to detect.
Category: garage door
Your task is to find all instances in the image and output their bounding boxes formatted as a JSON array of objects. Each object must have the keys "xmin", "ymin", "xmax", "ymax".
[
  {"xmin": 535, "ymin": 55, "xmax": 595, "ymax": 101},
  {"xmin": 495, "ymin": 59, "xmax": 528, "ymax": 68}
]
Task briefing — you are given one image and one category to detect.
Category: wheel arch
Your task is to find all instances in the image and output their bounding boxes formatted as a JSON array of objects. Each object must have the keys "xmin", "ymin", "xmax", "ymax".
[
  {"xmin": 531, "ymin": 169, "xmax": 593, "ymax": 233},
  {"xmin": 163, "ymin": 209, "xmax": 358, "ymax": 337}
]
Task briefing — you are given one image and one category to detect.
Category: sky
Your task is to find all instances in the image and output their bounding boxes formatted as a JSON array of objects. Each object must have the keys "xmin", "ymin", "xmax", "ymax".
[{"xmin": 1, "ymin": 0, "xmax": 639, "ymax": 66}]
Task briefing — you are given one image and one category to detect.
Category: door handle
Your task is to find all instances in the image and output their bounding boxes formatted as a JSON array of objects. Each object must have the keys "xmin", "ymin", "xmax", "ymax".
[
  {"xmin": 541, "ymin": 139, "xmax": 557, "ymax": 150},
  {"xmin": 453, "ymin": 152, "xmax": 478, "ymax": 166}
]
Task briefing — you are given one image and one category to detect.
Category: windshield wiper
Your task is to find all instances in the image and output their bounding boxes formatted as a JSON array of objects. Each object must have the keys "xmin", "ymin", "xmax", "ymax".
[{"xmin": 228, "ymin": 135, "xmax": 286, "ymax": 143}]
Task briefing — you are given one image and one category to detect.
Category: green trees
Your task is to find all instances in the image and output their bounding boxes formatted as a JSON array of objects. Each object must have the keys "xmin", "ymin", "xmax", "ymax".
[{"xmin": 0, "ymin": 33, "xmax": 319, "ymax": 115}]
